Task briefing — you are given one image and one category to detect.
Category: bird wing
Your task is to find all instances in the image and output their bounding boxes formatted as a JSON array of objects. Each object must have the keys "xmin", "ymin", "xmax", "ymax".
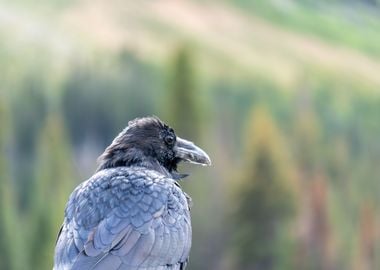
[{"xmin": 54, "ymin": 168, "xmax": 191, "ymax": 270}]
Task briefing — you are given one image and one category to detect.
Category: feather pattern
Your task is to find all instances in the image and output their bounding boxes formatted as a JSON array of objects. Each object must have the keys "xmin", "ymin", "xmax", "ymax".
[{"xmin": 54, "ymin": 166, "xmax": 191, "ymax": 270}]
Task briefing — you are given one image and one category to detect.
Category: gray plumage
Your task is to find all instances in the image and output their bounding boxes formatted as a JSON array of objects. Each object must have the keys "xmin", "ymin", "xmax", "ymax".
[{"xmin": 53, "ymin": 117, "xmax": 211, "ymax": 270}]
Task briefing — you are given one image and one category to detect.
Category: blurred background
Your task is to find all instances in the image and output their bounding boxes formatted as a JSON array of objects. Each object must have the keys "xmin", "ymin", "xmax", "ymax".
[{"xmin": 1, "ymin": 0, "xmax": 380, "ymax": 269}]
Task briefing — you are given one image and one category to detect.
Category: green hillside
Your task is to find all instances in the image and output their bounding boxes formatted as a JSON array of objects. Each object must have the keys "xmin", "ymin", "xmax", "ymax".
[
  {"xmin": 233, "ymin": 0, "xmax": 380, "ymax": 58},
  {"xmin": 2, "ymin": 0, "xmax": 380, "ymax": 88}
]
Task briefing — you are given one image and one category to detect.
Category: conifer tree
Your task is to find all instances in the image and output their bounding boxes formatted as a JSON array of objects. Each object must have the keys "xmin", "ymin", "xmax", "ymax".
[
  {"xmin": 293, "ymin": 89, "xmax": 321, "ymax": 176},
  {"xmin": 166, "ymin": 45, "xmax": 201, "ymax": 139},
  {"xmin": 166, "ymin": 46, "xmax": 217, "ymax": 270},
  {"xmin": 292, "ymin": 89, "xmax": 337, "ymax": 270},
  {"xmin": 0, "ymin": 98, "xmax": 25, "ymax": 270},
  {"xmin": 355, "ymin": 203, "xmax": 376, "ymax": 270},
  {"xmin": 29, "ymin": 114, "xmax": 75, "ymax": 270},
  {"xmin": 234, "ymin": 107, "xmax": 297, "ymax": 270},
  {"xmin": 305, "ymin": 174, "xmax": 335, "ymax": 270}
]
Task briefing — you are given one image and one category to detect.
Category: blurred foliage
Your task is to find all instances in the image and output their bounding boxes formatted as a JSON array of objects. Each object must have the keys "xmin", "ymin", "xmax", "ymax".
[
  {"xmin": 62, "ymin": 51, "xmax": 160, "ymax": 147},
  {"xmin": 0, "ymin": 97, "xmax": 25, "ymax": 270},
  {"xmin": 1, "ymin": 0, "xmax": 380, "ymax": 270},
  {"xmin": 233, "ymin": 107, "xmax": 297, "ymax": 270},
  {"xmin": 233, "ymin": 0, "xmax": 380, "ymax": 58},
  {"xmin": 166, "ymin": 46, "xmax": 202, "ymax": 139},
  {"xmin": 29, "ymin": 114, "xmax": 75, "ymax": 270}
]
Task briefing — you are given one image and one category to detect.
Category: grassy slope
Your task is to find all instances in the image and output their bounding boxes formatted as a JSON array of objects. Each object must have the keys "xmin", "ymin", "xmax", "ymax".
[
  {"xmin": 1, "ymin": 0, "xmax": 380, "ymax": 91},
  {"xmin": 231, "ymin": 0, "xmax": 380, "ymax": 58}
]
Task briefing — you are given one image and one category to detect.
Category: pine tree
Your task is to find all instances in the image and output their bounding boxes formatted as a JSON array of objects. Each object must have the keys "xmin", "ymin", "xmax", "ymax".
[
  {"xmin": 303, "ymin": 174, "xmax": 335, "ymax": 270},
  {"xmin": 165, "ymin": 46, "xmax": 220, "ymax": 270},
  {"xmin": 354, "ymin": 203, "xmax": 376, "ymax": 270},
  {"xmin": 166, "ymin": 45, "xmax": 201, "ymax": 139},
  {"xmin": 28, "ymin": 114, "xmax": 75, "ymax": 270},
  {"xmin": 234, "ymin": 107, "xmax": 297, "ymax": 270},
  {"xmin": 292, "ymin": 88, "xmax": 333, "ymax": 270},
  {"xmin": 293, "ymin": 89, "xmax": 321, "ymax": 177},
  {"xmin": 0, "ymin": 98, "xmax": 25, "ymax": 270}
]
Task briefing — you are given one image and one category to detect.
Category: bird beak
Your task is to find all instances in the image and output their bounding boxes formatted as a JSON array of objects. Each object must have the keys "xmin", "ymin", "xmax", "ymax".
[{"xmin": 174, "ymin": 137, "xmax": 211, "ymax": 166}]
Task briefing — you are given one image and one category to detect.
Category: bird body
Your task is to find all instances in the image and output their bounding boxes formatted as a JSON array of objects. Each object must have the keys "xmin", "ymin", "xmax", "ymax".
[
  {"xmin": 54, "ymin": 167, "xmax": 191, "ymax": 270},
  {"xmin": 54, "ymin": 117, "xmax": 210, "ymax": 270}
]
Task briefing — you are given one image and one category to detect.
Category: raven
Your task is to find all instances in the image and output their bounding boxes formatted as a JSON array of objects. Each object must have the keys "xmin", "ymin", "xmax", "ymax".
[{"xmin": 53, "ymin": 116, "xmax": 211, "ymax": 270}]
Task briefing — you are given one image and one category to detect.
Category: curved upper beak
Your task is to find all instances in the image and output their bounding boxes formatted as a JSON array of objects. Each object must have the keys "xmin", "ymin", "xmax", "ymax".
[{"xmin": 174, "ymin": 137, "xmax": 211, "ymax": 166}]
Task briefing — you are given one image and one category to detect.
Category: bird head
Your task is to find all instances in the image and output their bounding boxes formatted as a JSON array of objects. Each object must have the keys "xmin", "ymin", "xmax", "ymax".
[{"xmin": 97, "ymin": 116, "xmax": 211, "ymax": 176}]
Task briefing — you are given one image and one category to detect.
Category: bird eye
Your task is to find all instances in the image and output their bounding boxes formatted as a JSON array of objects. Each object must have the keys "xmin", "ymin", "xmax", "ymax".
[{"xmin": 165, "ymin": 135, "xmax": 175, "ymax": 145}]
